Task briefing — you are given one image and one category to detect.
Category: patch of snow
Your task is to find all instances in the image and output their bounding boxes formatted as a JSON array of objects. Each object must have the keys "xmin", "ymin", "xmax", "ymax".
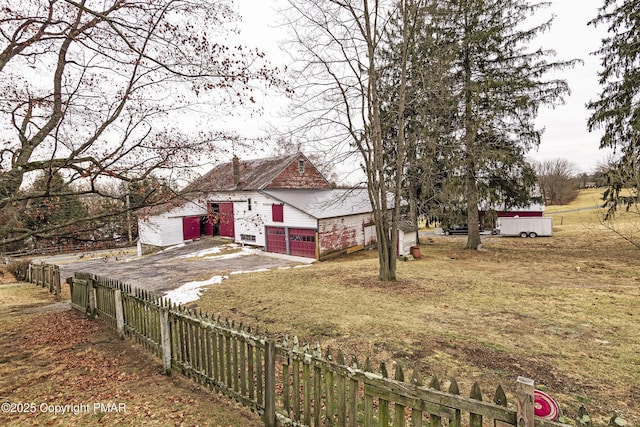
[
  {"xmin": 178, "ymin": 244, "xmax": 262, "ymax": 259},
  {"xmin": 161, "ymin": 243, "xmax": 186, "ymax": 252},
  {"xmin": 178, "ymin": 246, "xmax": 223, "ymax": 258},
  {"xmin": 164, "ymin": 275, "xmax": 227, "ymax": 305},
  {"xmin": 230, "ymin": 268, "xmax": 270, "ymax": 275}
]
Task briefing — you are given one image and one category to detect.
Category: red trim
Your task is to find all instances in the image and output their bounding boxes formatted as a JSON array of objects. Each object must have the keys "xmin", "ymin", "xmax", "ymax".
[{"xmin": 496, "ymin": 211, "xmax": 543, "ymax": 217}]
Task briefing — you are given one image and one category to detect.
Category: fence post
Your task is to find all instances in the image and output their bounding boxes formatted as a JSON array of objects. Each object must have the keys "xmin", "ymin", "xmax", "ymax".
[
  {"xmin": 159, "ymin": 306, "xmax": 172, "ymax": 375},
  {"xmin": 54, "ymin": 266, "xmax": 61, "ymax": 296},
  {"xmin": 263, "ymin": 339, "xmax": 276, "ymax": 427},
  {"xmin": 516, "ymin": 376, "xmax": 535, "ymax": 427},
  {"xmin": 47, "ymin": 265, "xmax": 53, "ymax": 293},
  {"xmin": 27, "ymin": 263, "xmax": 32, "ymax": 283},
  {"xmin": 87, "ymin": 279, "xmax": 96, "ymax": 320},
  {"xmin": 114, "ymin": 289, "xmax": 126, "ymax": 340}
]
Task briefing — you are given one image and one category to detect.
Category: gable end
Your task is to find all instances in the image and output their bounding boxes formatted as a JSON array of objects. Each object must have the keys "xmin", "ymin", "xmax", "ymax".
[{"xmin": 264, "ymin": 154, "xmax": 332, "ymax": 189}]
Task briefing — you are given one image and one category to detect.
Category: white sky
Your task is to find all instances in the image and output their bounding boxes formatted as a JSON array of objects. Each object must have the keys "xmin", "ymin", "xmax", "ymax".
[{"xmin": 234, "ymin": 0, "xmax": 612, "ymax": 174}]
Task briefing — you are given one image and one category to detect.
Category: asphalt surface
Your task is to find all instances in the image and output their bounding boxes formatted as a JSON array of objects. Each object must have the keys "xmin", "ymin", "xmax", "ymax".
[{"xmin": 33, "ymin": 237, "xmax": 314, "ymax": 294}]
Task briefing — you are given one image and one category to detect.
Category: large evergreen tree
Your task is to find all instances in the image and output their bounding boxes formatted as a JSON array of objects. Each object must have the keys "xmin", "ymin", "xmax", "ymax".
[
  {"xmin": 379, "ymin": 1, "xmax": 458, "ymax": 226},
  {"xmin": 588, "ymin": 0, "xmax": 640, "ymax": 218},
  {"xmin": 379, "ymin": 0, "xmax": 574, "ymax": 248},
  {"xmin": 446, "ymin": 0, "xmax": 576, "ymax": 249}
]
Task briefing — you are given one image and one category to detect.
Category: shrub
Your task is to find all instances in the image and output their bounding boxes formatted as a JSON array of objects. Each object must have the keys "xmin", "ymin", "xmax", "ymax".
[{"xmin": 6, "ymin": 259, "xmax": 32, "ymax": 281}]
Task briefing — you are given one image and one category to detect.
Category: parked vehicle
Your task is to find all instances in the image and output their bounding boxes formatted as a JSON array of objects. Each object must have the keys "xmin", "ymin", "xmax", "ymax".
[
  {"xmin": 443, "ymin": 224, "xmax": 468, "ymax": 235},
  {"xmin": 493, "ymin": 217, "xmax": 552, "ymax": 238},
  {"xmin": 442, "ymin": 224, "xmax": 484, "ymax": 235}
]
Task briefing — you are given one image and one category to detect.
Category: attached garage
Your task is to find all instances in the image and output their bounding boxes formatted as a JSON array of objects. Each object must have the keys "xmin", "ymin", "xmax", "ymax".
[
  {"xmin": 265, "ymin": 226, "xmax": 317, "ymax": 258},
  {"xmin": 288, "ymin": 228, "xmax": 317, "ymax": 258},
  {"xmin": 266, "ymin": 227, "xmax": 287, "ymax": 254}
]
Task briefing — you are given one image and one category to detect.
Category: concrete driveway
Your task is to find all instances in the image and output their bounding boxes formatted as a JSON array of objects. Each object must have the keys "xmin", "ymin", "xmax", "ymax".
[{"xmin": 33, "ymin": 237, "xmax": 314, "ymax": 300}]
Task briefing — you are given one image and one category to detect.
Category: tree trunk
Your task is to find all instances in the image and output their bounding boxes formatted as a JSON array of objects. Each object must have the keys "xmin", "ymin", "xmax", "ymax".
[{"xmin": 462, "ymin": 7, "xmax": 481, "ymax": 251}]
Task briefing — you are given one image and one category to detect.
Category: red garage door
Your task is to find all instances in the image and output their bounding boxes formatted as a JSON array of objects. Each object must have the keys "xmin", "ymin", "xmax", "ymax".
[
  {"xmin": 266, "ymin": 227, "xmax": 286, "ymax": 254},
  {"xmin": 289, "ymin": 228, "xmax": 316, "ymax": 258},
  {"xmin": 182, "ymin": 216, "xmax": 201, "ymax": 241}
]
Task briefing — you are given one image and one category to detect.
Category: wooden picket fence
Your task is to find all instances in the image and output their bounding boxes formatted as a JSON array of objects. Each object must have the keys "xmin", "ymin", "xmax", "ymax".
[
  {"xmin": 27, "ymin": 262, "xmax": 61, "ymax": 295},
  {"xmin": 69, "ymin": 272, "xmax": 625, "ymax": 427}
]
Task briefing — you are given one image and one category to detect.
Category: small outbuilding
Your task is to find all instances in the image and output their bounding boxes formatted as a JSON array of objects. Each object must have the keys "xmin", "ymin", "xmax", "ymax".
[{"xmin": 138, "ymin": 153, "xmax": 400, "ymax": 260}]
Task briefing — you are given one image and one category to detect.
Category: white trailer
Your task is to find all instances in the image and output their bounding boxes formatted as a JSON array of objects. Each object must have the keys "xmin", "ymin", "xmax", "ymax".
[{"xmin": 494, "ymin": 217, "xmax": 552, "ymax": 238}]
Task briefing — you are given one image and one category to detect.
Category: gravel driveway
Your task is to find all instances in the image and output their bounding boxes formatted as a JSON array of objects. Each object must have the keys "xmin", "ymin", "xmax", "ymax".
[{"xmin": 33, "ymin": 237, "xmax": 313, "ymax": 296}]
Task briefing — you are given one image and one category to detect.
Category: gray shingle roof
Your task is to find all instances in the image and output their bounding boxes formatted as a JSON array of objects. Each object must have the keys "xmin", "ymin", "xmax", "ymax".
[
  {"xmin": 184, "ymin": 153, "xmax": 302, "ymax": 193},
  {"xmin": 263, "ymin": 188, "xmax": 388, "ymax": 219}
]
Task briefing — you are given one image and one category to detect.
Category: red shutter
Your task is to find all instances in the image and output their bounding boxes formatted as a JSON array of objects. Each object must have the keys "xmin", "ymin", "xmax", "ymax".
[{"xmin": 272, "ymin": 204, "xmax": 284, "ymax": 222}]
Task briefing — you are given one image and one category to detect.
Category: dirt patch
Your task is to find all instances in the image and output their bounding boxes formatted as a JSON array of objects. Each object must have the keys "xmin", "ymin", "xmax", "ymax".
[{"xmin": 433, "ymin": 338, "xmax": 570, "ymax": 392}]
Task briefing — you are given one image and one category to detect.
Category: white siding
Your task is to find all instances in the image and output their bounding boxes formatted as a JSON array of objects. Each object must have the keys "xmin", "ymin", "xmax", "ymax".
[
  {"xmin": 318, "ymin": 213, "xmax": 374, "ymax": 257},
  {"xmin": 364, "ymin": 223, "xmax": 377, "ymax": 248},
  {"xmin": 138, "ymin": 201, "xmax": 206, "ymax": 247},
  {"xmin": 398, "ymin": 229, "xmax": 417, "ymax": 256},
  {"xmin": 139, "ymin": 216, "xmax": 184, "ymax": 247},
  {"xmin": 206, "ymin": 192, "xmax": 317, "ymax": 247}
]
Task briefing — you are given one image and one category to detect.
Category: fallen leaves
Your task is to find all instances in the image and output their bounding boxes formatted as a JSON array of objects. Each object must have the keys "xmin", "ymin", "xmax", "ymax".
[{"xmin": 0, "ymin": 284, "xmax": 261, "ymax": 426}]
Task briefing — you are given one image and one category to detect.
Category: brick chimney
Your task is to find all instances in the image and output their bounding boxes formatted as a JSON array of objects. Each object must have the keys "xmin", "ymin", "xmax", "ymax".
[{"xmin": 232, "ymin": 155, "xmax": 240, "ymax": 187}]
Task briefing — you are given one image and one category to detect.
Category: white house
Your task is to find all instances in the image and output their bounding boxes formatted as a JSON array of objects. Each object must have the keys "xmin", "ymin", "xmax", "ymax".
[{"xmin": 138, "ymin": 153, "xmax": 416, "ymax": 260}]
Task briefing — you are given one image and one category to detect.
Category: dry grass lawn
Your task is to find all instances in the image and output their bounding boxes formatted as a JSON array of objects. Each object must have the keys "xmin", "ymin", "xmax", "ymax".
[{"xmin": 196, "ymin": 189, "xmax": 640, "ymax": 426}]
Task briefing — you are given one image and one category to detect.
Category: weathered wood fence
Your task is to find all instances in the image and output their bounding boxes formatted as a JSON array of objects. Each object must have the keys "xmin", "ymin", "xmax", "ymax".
[
  {"xmin": 69, "ymin": 272, "xmax": 624, "ymax": 427},
  {"xmin": 27, "ymin": 262, "xmax": 61, "ymax": 295}
]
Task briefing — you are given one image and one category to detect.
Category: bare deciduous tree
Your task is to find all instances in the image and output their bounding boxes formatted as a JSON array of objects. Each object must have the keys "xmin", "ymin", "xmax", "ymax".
[
  {"xmin": 0, "ymin": 0, "xmax": 285, "ymax": 247},
  {"xmin": 282, "ymin": 0, "xmax": 414, "ymax": 281},
  {"xmin": 533, "ymin": 158, "xmax": 580, "ymax": 205}
]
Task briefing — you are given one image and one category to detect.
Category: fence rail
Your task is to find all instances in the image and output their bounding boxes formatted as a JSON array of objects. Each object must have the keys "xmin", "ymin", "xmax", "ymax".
[
  {"xmin": 26, "ymin": 262, "xmax": 61, "ymax": 295},
  {"xmin": 68, "ymin": 271, "xmax": 624, "ymax": 427}
]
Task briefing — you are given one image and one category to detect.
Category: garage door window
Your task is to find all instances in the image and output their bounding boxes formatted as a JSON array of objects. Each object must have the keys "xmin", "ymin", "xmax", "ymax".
[{"xmin": 290, "ymin": 233, "xmax": 315, "ymax": 242}]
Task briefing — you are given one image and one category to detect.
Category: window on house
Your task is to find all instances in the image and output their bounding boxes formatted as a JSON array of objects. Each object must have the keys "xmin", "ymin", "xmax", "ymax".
[
  {"xmin": 272, "ymin": 203, "xmax": 284, "ymax": 222},
  {"xmin": 240, "ymin": 234, "xmax": 256, "ymax": 242},
  {"xmin": 247, "ymin": 198, "xmax": 252, "ymax": 211},
  {"xmin": 298, "ymin": 159, "xmax": 305, "ymax": 174}
]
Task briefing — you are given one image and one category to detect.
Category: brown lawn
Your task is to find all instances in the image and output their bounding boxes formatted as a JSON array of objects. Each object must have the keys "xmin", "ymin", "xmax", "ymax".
[{"xmin": 195, "ymin": 195, "xmax": 640, "ymax": 426}]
